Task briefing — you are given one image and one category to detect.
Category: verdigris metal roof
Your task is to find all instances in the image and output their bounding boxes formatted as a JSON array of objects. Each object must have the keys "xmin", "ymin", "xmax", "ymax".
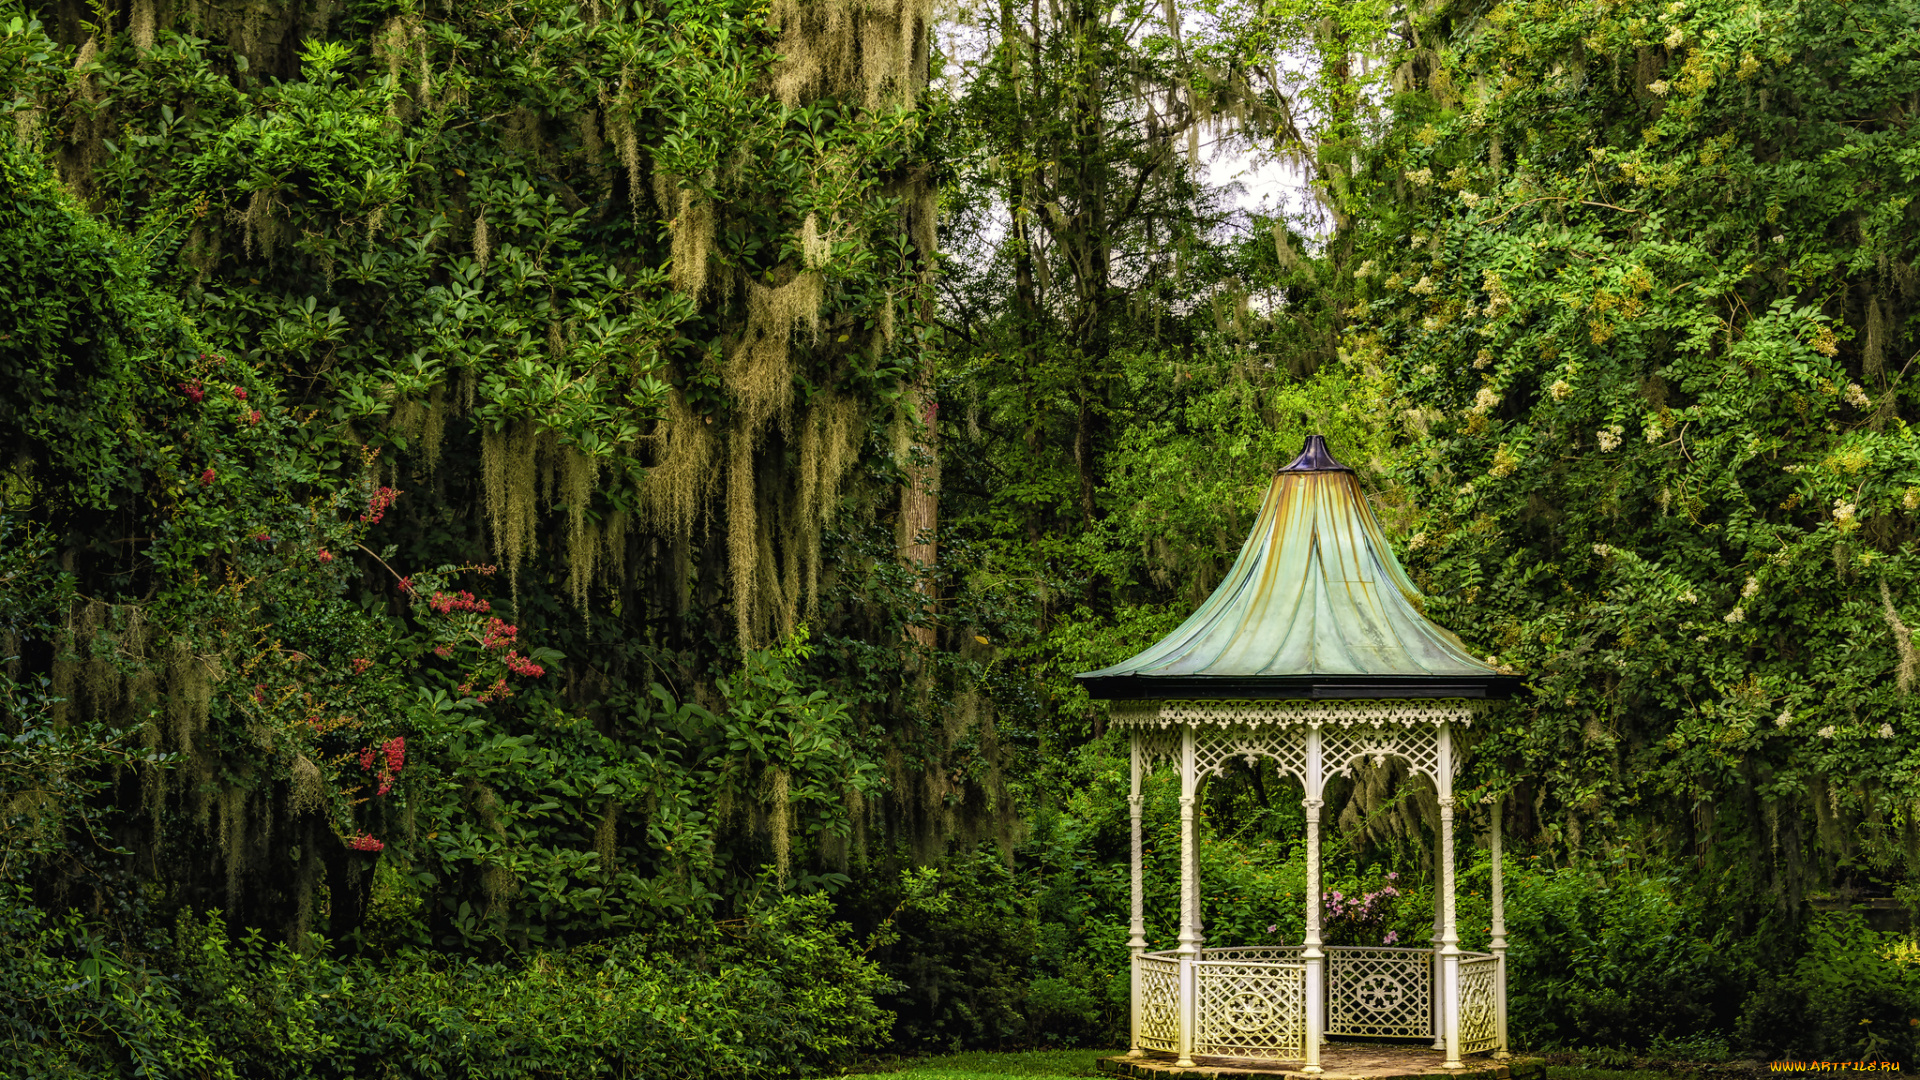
[{"xmin": 1076, "ymin": 436, "xmax": 1520, "ymax": 701}]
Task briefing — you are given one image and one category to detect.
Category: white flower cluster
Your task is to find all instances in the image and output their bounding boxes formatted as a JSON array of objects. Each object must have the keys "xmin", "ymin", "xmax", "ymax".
[
  {"xmin": 1818, "ymin": 725, "xmax": 1836, "ymax": 739},
  {"xmin": 1592, "ymin": 543, "xmax": 1614, "ymax": 558},
  {"xmin": 1598, "ymin": 425, "xmax": 1624, "ymax": 451},
  {"xmin": 1550, "ymin": 379, "xmax": 1572, "ymax": 401},
  {"xmin": 1473, "ymin": 386, "xmax": 1502, "ymax": 412},
  {"xmin": 1407, "ymin": 168, "xmax": 1434, "ymax": 186},
  {"xmin": 1679, "ymin": 589, "xmax": 1698, "ymax": 604},
  {"xmin": 1743, "ymin": 575, "xmax": 1761, "ymax": 599},
  {"xmin": 1775, "ymin": 708, "xmax": 1792, "ymax": 728},
  {"xmin": 1648, "ymin": 79, "xmax": 1671, "ymax": 96},
  {"xmin": 1833, "ymin": 500, "xmax": 1858, "ymax": 527},
  {"xmin": 1724, "ymin": 607, "xmax": 1745, "ymax": 624},
  {"xmin": 1846, "ymin": 383, "xmax": 1871, "ymax": 407},
  {"xmin": 1410, "ymin": 275, "xmax": 1438, "ymax": 296},
  {"xmin": 1881, "ymin": 722, "xmax": 1897, "ymax": 738},
  {"xmin": 1461, "ymin": 192, "xmax": 1482, "ymax": 208},
  {"xmin": 1410, "ymin": 531, "xmax": 1429, "ymax": 550},
  {"xmin": 1906, "ymin": 487, "xmax": 1920, "ymax": 511},
  {"xmin": 1645, "ymin": 420, "xmax": 1666, "ymax": 443},
  {"xmin": 1355, "ymin": 259, "xmax": 1377, "ymax": 278},
  {"xmin": 1665, "ymin": 27, "xmax": 1686, "ymax": 48}
]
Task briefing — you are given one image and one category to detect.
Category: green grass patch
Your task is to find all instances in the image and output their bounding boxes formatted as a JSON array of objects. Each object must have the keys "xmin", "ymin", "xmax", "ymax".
[
  {"xmin": 837, "ymin": 1049, "xmax": 1124, "ymax": 1079},
  {"xmin": 1543, "ymin": 1060, "xmax": 1697, "ymax": 1068}
]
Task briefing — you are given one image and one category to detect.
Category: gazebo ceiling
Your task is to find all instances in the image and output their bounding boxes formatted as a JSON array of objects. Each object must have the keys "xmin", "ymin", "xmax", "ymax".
[{"xmin": 1077, "ymin": 435, "xmax": 1522, "ymax": 702}]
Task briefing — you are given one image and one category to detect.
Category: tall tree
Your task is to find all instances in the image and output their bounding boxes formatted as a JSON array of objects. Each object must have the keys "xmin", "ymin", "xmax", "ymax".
[
  {"xmin": 1, "ymin": 0, "xmax": 983, "ymax": 948},
  {"xmin": 1350, "ymin": 0, "xmax": 1920, "ymax": 912}
]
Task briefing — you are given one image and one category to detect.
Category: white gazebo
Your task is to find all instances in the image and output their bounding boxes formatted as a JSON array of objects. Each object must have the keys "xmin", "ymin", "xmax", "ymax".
[{"xmin": 1077, "ymin": 436, "xmax": 1519, "ymax": 1072}]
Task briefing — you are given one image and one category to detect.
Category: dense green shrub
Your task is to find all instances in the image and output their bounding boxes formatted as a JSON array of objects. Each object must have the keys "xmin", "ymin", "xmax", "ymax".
[
  {"xmin": 0, "ymin": 890, "xmax": 892, "ymax": 1079},
  {"xmin": 1737, "ymin": 914, "xmax": 1920, "ymax": 1062},
  {"xmin": 1503, "ymin": 863, "xmax": 1750, "ymax": 1049}
]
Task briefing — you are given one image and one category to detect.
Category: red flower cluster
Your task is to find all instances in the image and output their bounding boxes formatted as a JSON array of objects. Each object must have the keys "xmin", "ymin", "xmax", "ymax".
[
  {"xmin": 200, "ymin": 468, "xmax": 217, "ymax": 486},
  {"xmin": 317, "ymin": 549, "xmax": 334, "ymax": 564},
  {"xmin": 255, "ymin": 533, "xmax": 271, "ymax": 543},
  {"xmin": 480, "ymin": 618, "xmax": 517, "ymax": 651},
  {"xmin": 504, "ymin": 651, "xmax": 545, "ymax": 678},
  {"xmin": 180, "ymin": 379, "xmax": 205, "ymax": 403},
  {"xmin": 347, "ymin": 833, "xmax": 385, "ymax": 852},
  {"xmin": 362, "ymin": 486, "xmax": 402, "ymax": 525},
  {"xmin": 396, "ymin": 576, "xmax": 414, "ymax": 595},
  {"xmin": 248, "ymin": 409, "xmax": 263, "ymax": 426},
  {"xmin": 357, "ymin": 736, "xmax": 406, "ymax": 795},
  {"xmin": 351, "ymin": 657, "xmax": 373, "ymax": 675},
  {"xmin": 432, "ymin": 644, "xmax": 453, "ymax": 658},
  {"xmin": 232, "ymin": 387, "xmax": 248, "ymax": 400},
  {"xmin": 428, "ymin": 590, "xmax": 490, "ymax": 614}
]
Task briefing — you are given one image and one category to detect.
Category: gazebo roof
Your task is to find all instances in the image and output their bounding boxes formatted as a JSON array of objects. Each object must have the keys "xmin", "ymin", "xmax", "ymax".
[{"xmin": 1076, "ymin": 435, "xmax": 1522, "ymax": 701}]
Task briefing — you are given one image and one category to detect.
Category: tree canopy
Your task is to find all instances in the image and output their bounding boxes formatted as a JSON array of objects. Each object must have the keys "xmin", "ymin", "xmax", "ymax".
[{"xmin": 4, "ymin": 0, "xmax": 1920, "ymax": 1071}]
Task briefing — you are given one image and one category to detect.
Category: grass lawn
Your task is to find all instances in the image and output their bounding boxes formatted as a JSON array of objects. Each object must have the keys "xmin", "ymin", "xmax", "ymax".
[
  {"xmin": 838, "ymin": 1054, "xmax": 1709, "ymax": 1080},
  {"xmin": 836, "ymin": 1049, "xmax": 1125, "ymax": 1079},
  {"xmin": 1543, "ymin": 1060, "xmax": 1681, "ymax": 1068}
]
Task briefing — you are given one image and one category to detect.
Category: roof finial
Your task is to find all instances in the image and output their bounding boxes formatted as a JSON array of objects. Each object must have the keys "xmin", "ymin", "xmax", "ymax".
[{"xmin": 1280, "ymin": 434, "xmax": 1352, "ymax": 473}]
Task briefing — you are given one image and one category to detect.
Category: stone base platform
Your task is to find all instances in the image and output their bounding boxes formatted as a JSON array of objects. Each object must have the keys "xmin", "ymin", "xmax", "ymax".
[{"xmin": 1098, "ymin": 1048, "xmax": 1545, "ymax": 1080}]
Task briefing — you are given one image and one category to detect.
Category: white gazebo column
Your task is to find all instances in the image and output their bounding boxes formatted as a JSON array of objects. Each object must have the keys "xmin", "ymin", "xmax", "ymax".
[
  {"xmin": 1128, "ymin": 732, "xmax": 1147, "ymax": 1058},
  {"xmin": 1301, "ymin": 724, "xmax": 1325, "ymax": 1074},
  {"xmin": 1176, "ymin": 726, "xmax": 1200, "ymax": 1068},
  {"xmin": 1430, "ymin": 836, "xmax": 1445, "ymax": 1051},
  {"xmin": 1438, "ymin": 723, "xmax": 1463, "ymax": 1069},
  {"xmin": 1491, "ymin": 794, "xmax": 1510, "ymax": 1060}
]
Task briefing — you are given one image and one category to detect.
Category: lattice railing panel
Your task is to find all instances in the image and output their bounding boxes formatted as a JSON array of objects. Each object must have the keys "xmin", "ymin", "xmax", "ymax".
[
  {"xmin": 1326, "ymin": 946, "xmax": 1432, "ymax": 1039},
  {"xmin": 1196, "ymin": 726, "xmax": 1308, "ymax": 784},
  {"xmin": 1136, "ymin": 953, "xmax": 1181, "ymax": 1053},
  {"xmin": 1458, "ymin": 955, "xmax": 1499, "ymax": 1055},
  {"xmin": 1195, "ymin": 960, "xmax": 1305, "ymax": 1060}
]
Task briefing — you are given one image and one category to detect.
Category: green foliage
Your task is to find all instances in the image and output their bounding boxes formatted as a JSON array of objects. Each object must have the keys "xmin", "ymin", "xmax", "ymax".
[
  {"xmin": 1738, "ymin": 913, "xmax": 1920, "ymax": 1061},
  {"xmin": 0, "ymin": 134, "xmax": 446, "ymax": 915},
  {"xmin": 1502, "ymin": 862, "xmax": 1749, "ymax": 1049},
  {"xmin": 1353, "ymin": 0, "xmax": 1920, "ymax": 888},
  {"xmin": 0, "ymin": 887, "xmax": 893, "ymax": 1079},
  {"xmin": 384, "ymin": 629, "xmax": 885, "ymax": 953},
  {"xmin": 2, "ymin": 0, "xmax": 945, "ymax": 960},
  {"xmin": 11, "ymin": 0, "xmax": 1920, "ymax": 1063}
]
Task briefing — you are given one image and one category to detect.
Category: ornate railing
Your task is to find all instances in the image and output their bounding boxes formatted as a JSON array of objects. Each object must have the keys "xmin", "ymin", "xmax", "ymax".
[
  {"xmin": 1133, "ymin": 944, "xmax": 1500, "ymax": 1063},
  {"xmin": 1195, "ymin": 956, "xmax": 1306, "ymax": 1059},
  {"xmin": 1135, "ymin": 952, "xmax": 1181, "ymax": 1053},
  {"xmin": 1458, "ymin": 954, "xmax": 1500, "ymax": 1055},
  {"xmin": 1325, "ymin": 945, "xmax": 1433, "ymax": 1039}
]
